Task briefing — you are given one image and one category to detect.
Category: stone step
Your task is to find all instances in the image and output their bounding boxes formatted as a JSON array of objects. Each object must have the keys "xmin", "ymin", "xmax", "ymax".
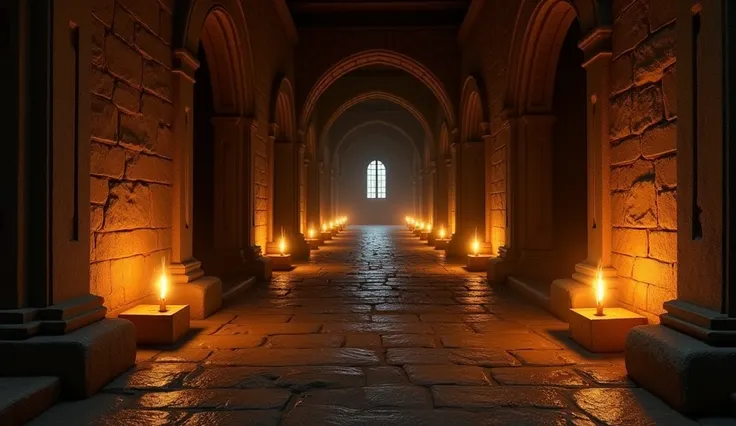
[
  {"xmin": 0, "ymin": 377, "xmax": 60, "ymax": 426},
  {"xmin": 507, "ymin": 276, "xmax": 551, "ymax": 311}
]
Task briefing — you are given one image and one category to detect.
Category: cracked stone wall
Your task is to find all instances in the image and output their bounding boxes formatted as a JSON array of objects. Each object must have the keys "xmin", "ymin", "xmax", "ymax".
[
  {"xmin": 88, "ymin": 0, "xmax": 293, "ymax": 313},
  {"xmin": 609, "ymin": 0, "xmax": 677, "ymax": 323}
]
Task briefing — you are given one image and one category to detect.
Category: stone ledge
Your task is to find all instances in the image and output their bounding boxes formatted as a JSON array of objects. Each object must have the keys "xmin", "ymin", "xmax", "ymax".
[
  {"xmin": 0, "ymin": 376, "xmax": 59, "ymax": 426},
  {"xmin": 0, "ymin": 319, "xmax": 136, "ymax": 399},
  {"xmin": 167, "ymin": 277, "xmax": 222, "ymax": 320},
  {"xmin": 625, "ymin": 324, "xmax": 736, "ymax": 415}
]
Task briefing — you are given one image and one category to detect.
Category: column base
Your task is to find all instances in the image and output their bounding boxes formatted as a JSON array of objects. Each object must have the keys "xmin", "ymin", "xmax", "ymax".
[
  {"xmin": 242, "ymin": 247, "xmax": 272, "ymax": 282},
  {"xmin": 550, "ymin": 263, "xmax": 618, "ymax": 322},
  {"xmin": 626, "ymin": 324, "xmax": 736, "ymax": 415},
  {"xmin": 169, "ymin": 259, "xmax": 222, "ymax": 320},
  {"xmin": 0, "ymin": 318, "xmax": 136, "ymax": 399},
  {"xmin": 487, "ymin": 254, "xmax": 515, "ymax": 284},
  {"xmin": 0, "ymin": 295, "xmax": 107, "ymax": 340}
]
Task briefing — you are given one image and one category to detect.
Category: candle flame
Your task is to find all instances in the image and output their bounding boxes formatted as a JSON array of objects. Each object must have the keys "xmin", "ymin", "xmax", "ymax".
[
  {"xmin": 322, "ymin": 223, "xmax": 327, "ymax": 232},
  {"xmin": 309, "ymin": 228, "xmax": 315, "ymax": 239},
  {"xmin": 595, "ymin": 267, "xmax": 605, "ymax": 305},
  {"xmin": 427, "ymin": 224, "xmax": 432, "ymax": 233},
  {"xmin": 472, "ymin": 238, "xmax": 480, "ymax": 256},
  {"xmin": 159, "ymin": 261, "xmax": 168, "ymax": 300},
  {"xmin": 279, "ymin": 237, "xmax": 286, "ymax": 256},
  {"xmin": 439, "ymin": 228, "xmax": 446, "ymax": 239}
]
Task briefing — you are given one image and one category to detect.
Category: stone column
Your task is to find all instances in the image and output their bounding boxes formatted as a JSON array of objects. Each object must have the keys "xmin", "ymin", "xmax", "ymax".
[
  {"xmin": 488, "ymin": 117, "xmax": 517, "ymax": 282},
  {"xmin": 626, "ymin": 0, "xmax": 736, "ymax": 414},
  {"xmin": 449, "ymin": 144, "xmax": 457, "ymax": 233},
  {"xmin": 272, "ymin": 137, "xmax": 309, "ymax": 260},
  {"xmin": 169, "ymin": 48, "xmax": 222, "ymax": 319},
  {"xmin": 427, "ymin": 161, "xmax": 437, "ymax": 225},
  {"xmin": 307, "ymin": 155, "xmax": 321, "ymax": 232},
  {"xmin": 0, "ymin": 0, "xmax": 135, "ymax": 398},
  {"xmin": 447, "ymin": 135, "xmax": 488, "ymax": 258},
  {"xmin": 433, "ymin": 157, "xmax": 450, "ymax": 231},
  {"xmin": 301, "ymin": 151, "xmax": 308, "ymax": 233},
  {"xmin": 550, "ymin": 29, "xmax": 615, "ymax": 320}
]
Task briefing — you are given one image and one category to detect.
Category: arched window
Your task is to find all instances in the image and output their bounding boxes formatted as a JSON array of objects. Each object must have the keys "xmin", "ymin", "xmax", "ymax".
[{"xmin": 367, "ymin": 160, "xmax": 386, "ymax": 199}]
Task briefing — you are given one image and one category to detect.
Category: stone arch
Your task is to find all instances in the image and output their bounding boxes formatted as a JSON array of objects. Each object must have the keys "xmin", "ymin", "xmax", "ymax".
[
  {"xmin": 460, "ymin": 76, "xmax": 488, "ymax": 142},
  {"xmin": 271, "ymin": 77, "xmax": 297, "ymax": 142},
  {"xmin": 320, "ymin": 91, "xmax": 433, "ymax": 147},
  {"xmin": 334, "ymin": 120, "xmax": 418, "ymax": 157},
  {"xmin": 176, "ymin": 0, "xmax": 256, "ymax": 115},
  {"xmin": 505, "ymin": 0, "xmax": 605, "ymax": 114},
  {"xmin": 300, "ymin": 50, "xmax": 456, "ymax": 131}
]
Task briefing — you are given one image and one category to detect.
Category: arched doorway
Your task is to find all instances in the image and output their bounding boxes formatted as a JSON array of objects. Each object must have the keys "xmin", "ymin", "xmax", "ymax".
[{"xmin": 549, "ymin": 20, "xmax": 587, "ymax": 279}]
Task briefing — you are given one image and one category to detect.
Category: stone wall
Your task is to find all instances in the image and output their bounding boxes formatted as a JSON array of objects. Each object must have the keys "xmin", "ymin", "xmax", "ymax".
[
  {"xmin": 89, "ymin": 0, "xmax": 175, "ymax": 312},
  {"xmin": 609, "ymin": 0, "xmax": 677, "ymax": 323},
  {"xmin": 89, "ymin": 0, "xmax": 294, "ymax": 312}
]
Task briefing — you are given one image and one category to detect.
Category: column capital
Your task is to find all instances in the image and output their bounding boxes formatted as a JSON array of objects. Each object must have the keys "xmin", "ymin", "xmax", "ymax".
[
  {"xmin": 172, "ymin": 49, "xmax": 200, "ymax": 83},
  {"xmin": 579, "ymin": 27, "xmax": 613, "ymax": 67}
]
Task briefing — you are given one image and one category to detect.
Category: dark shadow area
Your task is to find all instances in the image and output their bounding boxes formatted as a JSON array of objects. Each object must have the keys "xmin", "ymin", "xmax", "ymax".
[{"xmin": 550, "ymin": 20, "xmax": 588, "ymax": 279}]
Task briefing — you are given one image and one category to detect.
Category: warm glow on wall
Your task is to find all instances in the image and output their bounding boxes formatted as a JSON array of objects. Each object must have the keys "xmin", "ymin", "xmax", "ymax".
[
  {"xmin": 427, "ymin": 224, "xmax": 432, "ymax": 233},
  {"xmin": 308, "ymin": 228, "xmax": 315, "ymax": 239},
  {"xmin": 322, "ymin": 223, "xmax": 327, "ymax": 232},
  {"xmin": 158, "ymin": 260, "xmax": 168, "ymax": 312}
]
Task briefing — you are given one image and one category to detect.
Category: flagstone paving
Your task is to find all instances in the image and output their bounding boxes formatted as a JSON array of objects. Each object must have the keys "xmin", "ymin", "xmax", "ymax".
[{"xmin": 31, "ymin": 226, "xmax": 709, "ymax": 425}]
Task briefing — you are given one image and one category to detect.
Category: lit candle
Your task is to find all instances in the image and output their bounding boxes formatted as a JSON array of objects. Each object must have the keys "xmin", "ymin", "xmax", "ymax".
[
  {"xmin": 279, "ymin": 237, "xmax": 287, "ymax": 256},
  {"xmin": 595, "ymin": 267, "xmax": 605, "ymax": 316},
  {"xmin": 329, "ymin": 221, "xmax": 334, "ymax": 229},
  {"xmin": 472, "ymin": 238, "xmax": 479, "ymax": 256},
  {"xmin": 309, "ymin": 228, "xmax": 315, "ymax": 239},
  {"xmin": 158, "ymin": 262, "xmax": 168, "ymax": 312},
  {"xmin": 439, "ymin": 228, "xmax": 446, "ymax": 239},
  {"xmin": 427, "ymin": 224, "xmax": 432, "ymax": 233},
  {"xmin": 322, "ymin": 223, "xmax": 327, "ymax": 232}
]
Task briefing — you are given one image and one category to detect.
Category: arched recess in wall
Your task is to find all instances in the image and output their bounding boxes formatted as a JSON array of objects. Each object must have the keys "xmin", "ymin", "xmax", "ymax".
[
  {"xmin": 177, "ymin": 0, "xmax": 256, "ymax": 115},
  {"xmin": 300, "ymin": 50, "xmax": 456, "ymax": 131},
  {"xmin": 269, "ymin": 77, "xmax": 302, "ymax": 247},
  {"xmin": 504, "ymin": 0, "xmax": 590, "ymax": 280},
  {"xmin": 334, "ymin": 120, "xmax": 420, "ymax": 158},
  {"xmin": 505, "ymin": 0, "xmax": 603, "ymax": 113},
  {"xmin": 320, "ymin": 91, "xmax": 434, "ymax": 148},
  {"xmin": 174, "ymin": 0, "xmax": 256, "ymax": 283}
]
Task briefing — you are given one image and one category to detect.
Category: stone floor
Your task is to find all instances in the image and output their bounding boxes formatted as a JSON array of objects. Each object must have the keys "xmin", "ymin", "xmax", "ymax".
[{"xmin": 31, "ymin": 226, "xmax": 719, "ymax": 425}]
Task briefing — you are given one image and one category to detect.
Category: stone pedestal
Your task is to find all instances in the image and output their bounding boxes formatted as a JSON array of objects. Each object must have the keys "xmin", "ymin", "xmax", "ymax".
[
  {"xmin": 420, "ymin": 232, "xmax": 429, "ymax": 241},
  {"xmin": 169, "ymin": 260, "xmax": 222, "ymax": 320},
  {"xmin": 119, "ymin": 305, "xmax": 190, "ymax": 346},
  {"xmin": 428, "ymin": 235, "xmax": 436, "ymax": 246},
  {"xmin": 550, "ymin": 263, "xmax": 617, "ymax": 322},
  {"xmin": 466, "ymin": 255, "xmax": 492, "ymax": 272},
  {"xmin": 306, "ymin": 238, "xmax": 320, "ymax": 250},
  {"xmin": 569, "ymin": 307, "xmax": 646, "ymax": 352},
  {"xmin": 434, "ymin": 239, "xmax": 450, "ymax": 250},
  {"xmin": 321, "ymin": 232, "xmax": 333, "ymax": 241},
  {"xmin": 267, "ymin": 254, "xmax": 293, "ymax": 271}
]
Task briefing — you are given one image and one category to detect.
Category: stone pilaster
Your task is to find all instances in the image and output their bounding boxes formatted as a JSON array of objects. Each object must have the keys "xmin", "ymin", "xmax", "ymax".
[
  {"xmin": 272, "ymin": 136, "xmax": 309, "ymax": 261},
  {"xmin": 550, "ymin": 28, "xmax": 616, "ymax": 321},
  {"xmin": 625, "ymin": 0, "xmax": 736, "ymax": 415},
  {"xmin": 169, "ymin": 48, "xmax": 222, "ymax": 319},
  {"xmin": 0, "ymin": 0, "xmax": 135, "ymax": 398}
]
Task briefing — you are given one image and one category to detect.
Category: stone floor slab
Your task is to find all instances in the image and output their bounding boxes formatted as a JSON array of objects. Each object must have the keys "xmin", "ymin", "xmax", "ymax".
[
  {"xmin": 573, "ymin": 388, "xmax": 698, "ymax": 425},
  {"xmin": 381, "ymin": 334, "xmax": 437, "ymax": 348},
  {"xmin": 136, "ymin": 389, "xmax": 291, "ymax": 410},
  {"xmin": 386, "ymin": 348, "xmax": 521, "ymax": 367},
  {"xmin": 431, "ymin": 385, "xmax": 568, "ymax": 408},
  {"xmin": 180, "ymin": 410, "xmax": 281, "ymax": 426},
  {"xmin": 301, "ymin": 385, "xmax": 432, "ymax": 409},
  {"xmin": 183, "ymin": 366, "xmax": 365, "ymax": 390},
  {"xmin": 490, "ymin": 367, "xmax": 588, "ymax": 388},
  {"xmin": 206, "ymin": 348, "xmax": 382, "ymax": 366},
  {"xmin": 268, "ymin": 334, "xmax": 345, "ymax": 348},
  {"xmin": 404, "ymin": 365, "xmax": 490, "ymax": 386}
]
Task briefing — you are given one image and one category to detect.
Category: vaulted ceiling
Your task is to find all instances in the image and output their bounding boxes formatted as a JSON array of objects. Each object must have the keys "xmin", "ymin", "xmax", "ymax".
[{"xmin": 285, "ymin": 1, "xmax": 471, "ymax": 28}]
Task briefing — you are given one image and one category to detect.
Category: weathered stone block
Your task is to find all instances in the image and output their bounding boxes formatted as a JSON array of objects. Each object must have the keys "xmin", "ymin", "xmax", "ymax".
[
  {"xmin": 149, "ymin": 184, "xmax": 172, "ymax": 228},
  {"xmin": 657, "ymin": 189, "xmax": 677, "ymax": 230},
  {"xmin": 90, "ymin": 96, "xmax": 118, "ymax": 142},
  {"xmin": 135, "ymin": 27, "xmax": 171, "ymax": 67},
  {"xmin": 90, "ymin": 176, "xmax": 109, "ymax": 205},
  {"xmin": 569, "ymin": 308, "xmax": 647, "ymax": 353},
  {"xmin": 621, "ymin": 180, "xmax": 658, "ymax": 228},
  {"xmin": 612, "ymin": 227, "xmax": 648, "ymax": 256},
  {"xmin": 642, "ymin": 121, "xmax": 677, "ymax": 159},
  {"xmin": 648, "ymin": 230, "xmax": 677, "ymax": 263},
  {"xmin": 91, "ymin": 205, "xmax": 104, "ymax": 232},
  {"xmin": 141, "ymin": 93, "xmax": 174, "ymax": 126},
  {"xmin": 95, "ymin": 229, "xmax": 157, "ymax": 261},
  {"xmin": 90, "ymin": 143, "xmax": 126, "ymax": 179},
  {"xmin": 143, "ymin": 60, "xmax": 171, "ymax": 101},
  {"xmin": 106, "ymin": 34, "xmax": 142, "ymax": 86},
  {"xmin": 611, "ymin": 253, "xmax": 635, "ymax": 278},
  {"xmin": 550, "ymin": 279, "xmax": 597, "ymax": 322},
  {"xmin": 125, "ymin": 153, "xmax": 173, "ymax": 183},
  {"xmin": 120, "ymin": 0, "xmax": 160, "ymax": 33},
  {"xmin": 91, "ymin": 67, "xmax": 114, "ymax": 99},
  {"xmin": 633, "ymin": 257, "xmax": 675, "ymax": 288},
  {"xmin": 119, "ymin": 305, "xmax": 190, "ymax": 345},
  {"xmin": 648, "ymin": 0, "xmax": 676, "ymax": 31},
  {"xmin": 92, "ymin": 0, "xmax": 114, "ymax": 27},
  {"xmin": 611, "ymin": 53, "xmax": 633, "ymax": 94},
  {"xmin": 167, "ymin": 277, "xmax": 222, "ymax": 320},
  {"xmin": 662, "ymin": 66, "xmax": 677, "ymax": 118},
  {"xmin": 611, "ymin": 159, "xmax": 654, "ymax": 190},
  {"xmin": 103, "ymin": 182, "xmax": 152, "ymax": 231},
  {"xmin": 113, "ymin": 3, "xmax": 136, "ymax": 44},
  {"xmin": 110, "ymin": 254, "xmax": 148, "ymax": 304},
  {"xmin": 613, "ymin": 0, "xmax": 649, "ymax": 57},
  {"xmin": 120, "ymin": 113, "xmax": 156, "ymax": 151},
  {"xmin": 632, "ymin": 85, "xmax": 664, "ymax": 134},
  {"xmin": 646, "ymin": 285, "xmax": 675, "ymax": 315},
  {"xmin": 112, "ymin": 80, "xmax": 140, "ymax": 113},
  {"xmin": 91, "ymin": 20, "xmax": 106, "ymax": 68},
  {"xmin": 633, "ymin": 25, "xmax": 676, "ymax": 86},
  {"xmin": 159, "ymin": 10, "xmax": 173, "ymax": 44},
  {"xmin": 654, "ymin": 155, "xmax": 676, "ymax": 189},
  {"xmin": 155, "ymin": 125, "xmax": 174, "ymax": 159},
  {"xmin": 609, "ymin": 92, "xmax": 633, "ymax": 140}
]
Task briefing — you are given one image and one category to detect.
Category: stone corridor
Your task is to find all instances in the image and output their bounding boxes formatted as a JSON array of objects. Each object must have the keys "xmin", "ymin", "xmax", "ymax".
[{"xmin": 31, "ymin": 227, "xmax": 698, "ymax": 425}]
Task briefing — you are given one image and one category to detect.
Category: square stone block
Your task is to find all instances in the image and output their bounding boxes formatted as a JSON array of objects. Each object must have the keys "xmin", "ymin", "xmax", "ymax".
[
  {"xmin": 306, "ymin": 239, "xmax": 320, "ymax": 250},
  {"xmin": 428, "ymin": 236, "xmax": 436, "ymax": 245},
  {"xmin": 321, "ymin": 232, "xmax": 332, "ymax": 241},
  {"xmin": 569, "ymin": 307, "xmax": 647, "ymax": 353},
  {"xmin": 466, "ymin": 254, "xmax": 492, "ymax": 272},
  {"xmin": 420, "ymin": 232, "xmax": 430, "ymax": 241},
  {"xmin": 267, "ymin": 254, "xmax": 293, "ymax": 271},
  {"xmin": 167, "ymin": 276, "xmax": 222, "ymax": 320},
  {"xmin": 435, "ymin": 239, "xmax": 450, "ymax": 250},
  {"xmin": 414, "ymin": 230, "xmax": 422, "ymax": 237},
  {"xmin": 119, "ymin": 305, "xmax": 190, "ymax": 346}
]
